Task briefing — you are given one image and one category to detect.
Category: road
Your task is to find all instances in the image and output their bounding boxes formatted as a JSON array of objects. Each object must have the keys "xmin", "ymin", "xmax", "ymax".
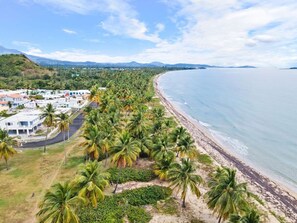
[{"xmin": 20, "ymin": 113, "xmax": 84, "ymax": 148}]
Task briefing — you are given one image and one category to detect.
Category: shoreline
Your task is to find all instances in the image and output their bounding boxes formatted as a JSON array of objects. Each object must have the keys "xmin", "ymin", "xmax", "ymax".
[{"xmin": 154, "ymin": 72, "xmax": 297, "ymax": 222}]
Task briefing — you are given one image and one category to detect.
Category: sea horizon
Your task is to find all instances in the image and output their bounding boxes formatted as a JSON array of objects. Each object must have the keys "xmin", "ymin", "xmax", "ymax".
[{"xmin": 158, "ymin": 68, "xmax": 297, "ymax": 194}]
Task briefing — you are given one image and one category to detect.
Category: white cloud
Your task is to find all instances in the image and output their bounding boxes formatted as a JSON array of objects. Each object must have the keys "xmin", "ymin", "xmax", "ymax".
[
  {"xmin": 135, "ymin": 0, "xmax": 297, "ymax": 67},
  {"xmin": 19, "ymin": 0, "xmax": 297, "ymax": 66},
  {"xmin": 24, "ymin": 48, "xmax": 128, "ymax": 63},
  {"xmin": 25, "ymin": 0, "xmax": 162, "ymax": 43},
  {"xmin": 156, "ymin": 23, "xmax": 165, "ymax": 33},
  {"xmin": 62, "ymin": 28, "xmax": 77, "ymax": 35}
]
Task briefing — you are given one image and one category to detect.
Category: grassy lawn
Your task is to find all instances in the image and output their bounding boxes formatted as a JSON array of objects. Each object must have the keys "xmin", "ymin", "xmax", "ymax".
[{"xmin": 0, "ymin": 132, "xmax": 84, "ymax": 223}]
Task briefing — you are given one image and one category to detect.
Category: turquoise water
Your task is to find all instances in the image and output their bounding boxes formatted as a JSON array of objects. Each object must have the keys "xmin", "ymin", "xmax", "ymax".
[{"xmin": 158, "ymin": 69, "xmax": 297, "ymax": 192}]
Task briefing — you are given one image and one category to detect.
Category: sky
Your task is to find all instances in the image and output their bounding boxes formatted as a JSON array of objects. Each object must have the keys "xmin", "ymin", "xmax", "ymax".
[{"xmin": 0, "ymin": 0, "xmax": 297, "ymax": 67}]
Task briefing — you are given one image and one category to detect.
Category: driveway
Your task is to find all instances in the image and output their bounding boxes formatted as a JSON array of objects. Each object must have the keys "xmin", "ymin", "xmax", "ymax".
[{"xmin": 20, "ymin": 113, "xmax": 84, "ymax": 148}]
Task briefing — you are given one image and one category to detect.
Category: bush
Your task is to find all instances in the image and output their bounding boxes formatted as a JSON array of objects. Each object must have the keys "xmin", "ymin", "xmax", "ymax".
[
  {"xmin": 121, "ymin": 185, "xmax": 172, "ymax": 206},
  {"xmin": 79, "ymin": 186, "xmax": 171, "ymax": 223},
  {"xmin": 197, "ymin": 153, "xmax": 212, "ymax": 165},
  {"xmin": 108, "ymin": 167, "xmax": 156, "ymax": 184}
]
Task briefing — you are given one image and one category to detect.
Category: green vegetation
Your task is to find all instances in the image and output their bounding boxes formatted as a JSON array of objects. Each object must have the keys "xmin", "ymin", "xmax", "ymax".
[
  {"xmin": 42, "ymin": 103, "xmax": 56, "ymax": 153},
  {"xmin": 0, "ymin": 64, "xmax": 268, "ymax": 222},
  {"xmin": 0, "ymin": 54, "xmax": 54, "ymax": 89},
  {"xmin": 78, "ymin": 186, "xmax": 171, "ymax": 223},
  {"xmin": 0, "ymin": 129, "xmax": 17, "ymax": 170},
  {"xmin": 107, "ymin": 167, "xmax": 156, "ymax": 184},
  {"xmin": 206, "ymin": 167, "xmax": 264, "ymax": 223}
]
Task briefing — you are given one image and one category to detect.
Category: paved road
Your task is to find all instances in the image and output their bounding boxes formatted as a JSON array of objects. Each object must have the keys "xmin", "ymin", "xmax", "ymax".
[{"xmin": 20, "ymin": 113, "xmax": 84, "ymax": 148}]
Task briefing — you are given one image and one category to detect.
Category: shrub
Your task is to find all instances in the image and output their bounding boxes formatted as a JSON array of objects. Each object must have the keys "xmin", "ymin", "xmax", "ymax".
[
  {"xmin": 79, "ymin": 186, "xmax": 171, "ymax": 223},
  {"xmin": 108, "ymin": 167, "xmax": 156, "ymax": 184},
  {"xmin": 197, "ymin": 153, "xmax": 212, "ymax": 165},
  {"xmin": 121, "ymin": 185, "xmax": 172, "ymax": 206}
]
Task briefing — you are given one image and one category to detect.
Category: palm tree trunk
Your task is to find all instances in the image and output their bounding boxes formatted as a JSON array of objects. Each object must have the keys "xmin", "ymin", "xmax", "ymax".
[
  {"xmin": 104, "ymin": 152, "xmax": 108, "ymax": 167},
  {"xmin": 68, "ymin": 129, "xmax": 70, "ymax": 141},
  {"xmin": 113, "ymin": 165, "xmax": 120, "ymax": 193},
  {"xmin": 5, "ymin": 159, "xmax": 8, "ymax": 170},
  {"xmin": 218, "ymin": 215, "xmax": 222, "ymax": 223},
  {"xmin": 113, "ymin": 178, "xmax": 119, "ymax": 194},
  {"xmin": 182, "ymin": 197, "xmax": 186, "ymax": 208},
  {"xmin": 44, "ymin": 127, "xmax": 49, "ymax": 153},
  {"xmin": 63, "ymin": 132, "xmax": 66, "ymax": 163}
]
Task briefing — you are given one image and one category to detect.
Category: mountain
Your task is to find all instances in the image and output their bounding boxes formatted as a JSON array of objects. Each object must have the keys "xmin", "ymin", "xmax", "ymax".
[
  {"xmin": 0, "ymin": 45, "xmax": 256, "ymax": 69},
  {"xmin": 290, "ymin": 67, "xmax": 297, "ymax": 69},
  {"xmin": 0, "ymin": 45, "xmax": 22, "ymax": 55},
  {"xmin": 0, "ymin": 54, "xmax": 54, "ymax": 77}
]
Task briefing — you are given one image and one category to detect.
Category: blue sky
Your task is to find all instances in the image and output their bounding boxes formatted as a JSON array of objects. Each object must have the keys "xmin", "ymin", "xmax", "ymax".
[{"xmin": 0, "ymin": 0, "xmax": 297, "ymax": 67}]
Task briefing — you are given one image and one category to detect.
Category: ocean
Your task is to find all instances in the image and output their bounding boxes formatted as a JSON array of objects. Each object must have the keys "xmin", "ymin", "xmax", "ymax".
[{"xmin": 158, "ymin": 68, "xmax": 297, "ymax": 192}]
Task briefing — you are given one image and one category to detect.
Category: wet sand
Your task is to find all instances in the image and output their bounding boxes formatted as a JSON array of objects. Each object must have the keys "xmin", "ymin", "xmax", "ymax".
[{"xmin": 154, "ymin": 73, "xmax": 297, "ymax": 222}]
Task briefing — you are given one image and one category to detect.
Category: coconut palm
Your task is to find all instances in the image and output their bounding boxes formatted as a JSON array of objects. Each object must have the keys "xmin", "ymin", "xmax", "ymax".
[
  {"xmin": 177, "ymin": 135, "xmax": 198, "ymax": 159},
  {"xmin": 42, "ymin": 103, "xmax": 56, "ymax": 153},
  {"xmin": 0, "ymin": 129, "xmax": 17, "ymax": 170},
  {"xmin": 168, "ymin": 158, "xmax": 202, "ymax": 207},
  {"xmin": 128, "ymin": 110, "xmax": 146, "ymax": 136},
  {"xmin": 81, "ymin": 125, "xmax": 101, "ymax": 161},
  {"xmin": 111, "ymin": 131, "xmax": 141, "ymax": 193},
  {"xmin": 89, "ymin": 84, "xmax": 104, "ymax": 105},
  {"xmin": 37, "ymin": 182, "xmax": 83, "ymax": 223},
  {"xmin": 57, "ymin": 112, "xmax": 70, "ymax": 161},
  {"xmin": 152, "ymin": 135, "xmax": 174, "ymax": 161},
  {"xmin": 206, "ymin": 167, "xmax": 250, "ymax": 223},
  {"xmin": 134, "ymin": 131, "xmax": 152, "ymax": 157},
  {"xmin": 152, "ymin": 107, "xmax": 165, "ymax": 120},
  {"xmin": 153, "ymin": 154, "xmax": 175, "ymax": 180},
  {"xmin": 229, "ymin": 209, "xmax": 261, "ymax": 223},
  {"xmin": 74, "ymin": 161, "xmax": 109, "ymax": 208},
  {"xmin": 171, "ymin": 127, "xmax": 187, "ymax": 157}
]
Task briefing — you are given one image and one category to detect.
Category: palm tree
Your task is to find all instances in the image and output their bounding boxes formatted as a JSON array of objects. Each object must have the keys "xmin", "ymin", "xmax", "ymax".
[
  {"xmin": 152, "ymin": 107, "xmax": 165, "ymax": 121},
  {"xmin": 0, "ymin": 129, "xmax": 17, "ymax": 170},
  {"xmin": 89, "ymin": 84, "xmax": 104, "ymax": 105},
  {"xmin": 57, "ymin": 112, "xmax": 70, "ymax": 162},
  {"xmin": 171, "ymin": 127, "xmax": 187, "ymax": 157},
  {"xmin": 177, "ymin": 135, "xmax": 198, "ymax": 159},
  {"xmin": 111, "ymin": 131, "xmax": 141, "ymax": 193},
  {"xmin": 206, "ymin": 167, "xmax": 250, "ymax": 223},
  {"xmin": 81, "ymin": 125, "xmax": 101, "ymax": 161},
  {"xmin": 74, "ymin": 161, "xmax": 109, "ymax": 208},
  {"xmin": 168, "ymin": 158, "xmax": 202, "ymax": 208},
  {"xmin": 153, "ymin": 154, "xmax": 175, "ymax": 180},
  {"xmin": 42, "ymin": 103, "xmax": 56, "ymax": 153},
  {"xmin": 229, "ymin": 209, "xmax": 261, "ymax": 223},
  {"xmin": 128, "ymin": 110, "xmax": 146, "ymax": 136},
  {"xmin": 134, "ymin": 131, "xmax": 152, "ymax": 157},
  {"xmin": 152, "ymin": 135, "xmax": 174, "ymax": 161},
  {"xmin": 37, "ymin": 182, "xmax": 83, "ymax": 223}
]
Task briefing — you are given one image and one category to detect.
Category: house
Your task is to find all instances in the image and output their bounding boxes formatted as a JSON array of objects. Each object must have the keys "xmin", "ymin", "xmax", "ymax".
[
  {"xmin": 0, "ymin": 93, "xmax": 27, "ymax": 108},
  {"xmin": 66, "ymin": 90, "xmax": 90, "ymax": 97},
  {"xmin": 0, "ymin": 110, "xmax": 44, "ymax": 136}
]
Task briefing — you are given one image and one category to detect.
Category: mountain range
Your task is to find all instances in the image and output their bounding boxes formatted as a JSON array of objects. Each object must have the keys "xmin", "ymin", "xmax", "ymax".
[{"xmin": 0, "ymin": 45, "xmax": 256, "ymax": 69}]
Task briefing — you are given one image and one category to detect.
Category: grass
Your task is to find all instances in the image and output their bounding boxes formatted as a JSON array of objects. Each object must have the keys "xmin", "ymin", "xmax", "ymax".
[
  {"xmin": 0, "ymin": 133, "xmax": 84, "ymax": 223},
  {"xmin": 153, "ymin": 197, "xmax": 179, "ymax": 215},
  {"xmin": 197, "ymin": 153, "xmax": 212, "ymax": 165}
]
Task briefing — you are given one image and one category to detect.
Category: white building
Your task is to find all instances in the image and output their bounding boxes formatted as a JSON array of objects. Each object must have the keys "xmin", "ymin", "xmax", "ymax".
[
  {"xmin": 66, "ymin": 90, "xmax": 90, "ymax": 96},
  {"xmin": 0, "ymin": 93, "xmax": 28, "ymax": 108},
  {"xmin": 0, "ymin": 110, "xmax": 44, "ymax": 136}
]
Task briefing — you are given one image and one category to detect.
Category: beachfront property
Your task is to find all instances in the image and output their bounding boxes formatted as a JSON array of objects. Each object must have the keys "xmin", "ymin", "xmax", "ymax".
[
  {"xmin": 0, "ymin": 88, "xmax": 90, "ymax": 137},
  {"xmin": 0, "ymin": 110, "xmax": 44, "ymax": 136},
  {"xmin": 0, "ymin": 91, "xmax": 28, "ymax": 108},
  {"xmin": 66, "ymin": 90, "xmax": 90, "ymax": 96}
]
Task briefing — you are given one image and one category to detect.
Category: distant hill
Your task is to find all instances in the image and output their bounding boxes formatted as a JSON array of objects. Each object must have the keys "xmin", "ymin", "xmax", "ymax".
[
  {"xmin": 0, "ymin": 45, "xmax": 257, "ymax": 69},
  {"xmin": 0, "ymin": 54, "xmax": 53, "ymax": 77},
  {"xmin": 0, "ymin": 45, "xmax": 22, "ymax": 55},
  {"xmin": 290, "ymin": 67, "xmax": 297, "ymax": 69}
]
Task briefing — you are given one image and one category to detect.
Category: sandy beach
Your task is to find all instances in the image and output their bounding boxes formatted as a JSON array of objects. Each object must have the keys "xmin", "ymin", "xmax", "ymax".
[{"xmin": 154, "ymin": 73, "xmax": 297, "ymax": 222}]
